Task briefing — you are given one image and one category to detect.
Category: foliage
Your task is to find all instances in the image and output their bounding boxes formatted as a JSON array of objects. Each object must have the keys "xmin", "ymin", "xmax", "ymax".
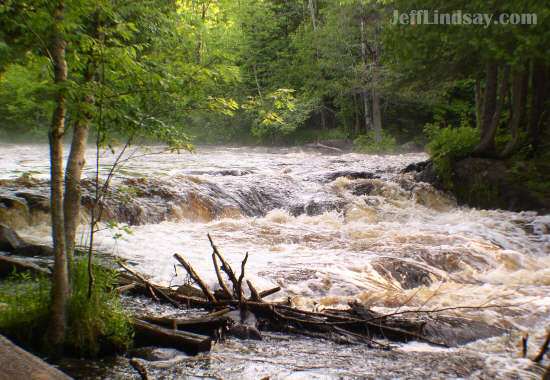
[
  {"xmin": 0, "ymin": 54, "xmax": 52, "ymax": 139},
  {"xmin": 424, "ymin": 123, "xmax": 480, "ymax": 160},
  {"xmin": 66, "ymin": 258, "xmax": 133, "ymax": 357},
  {"xmin": 353, "ymin": 131, "xmax": 398, "ymax": 153},
  {"xmin": 0, "ymin": 260, "xmax": 132, "ymax": 357},
  {"xmin": 0, "ymin": 271, "xmax": 51, "ymax": 351}
]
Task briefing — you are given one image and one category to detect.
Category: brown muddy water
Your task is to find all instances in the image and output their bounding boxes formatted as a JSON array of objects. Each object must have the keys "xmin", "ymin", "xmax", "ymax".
[{"xmin": 1, "ymin": 143, "xmax": 549, "ymax": 379}]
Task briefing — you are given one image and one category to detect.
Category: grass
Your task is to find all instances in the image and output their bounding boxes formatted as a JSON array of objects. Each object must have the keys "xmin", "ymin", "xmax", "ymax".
[{"xmin": 0, "ymin": 258, "xmax": 133, "ymax": 357}]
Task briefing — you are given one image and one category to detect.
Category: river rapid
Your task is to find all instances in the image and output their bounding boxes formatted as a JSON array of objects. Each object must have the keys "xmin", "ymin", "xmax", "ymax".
[{"xmin": 1, "ymin": 143, "xmax": 549, "ymax": 379}]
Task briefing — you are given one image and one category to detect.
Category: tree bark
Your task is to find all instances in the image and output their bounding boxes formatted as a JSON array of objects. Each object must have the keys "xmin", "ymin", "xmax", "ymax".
[
  {"xmin": 360, "ymin": 7, "xmax": 372, "ymax": 132},
  {"xmin": 308, "ymin": 0, "xmax": 317, "ymax": 31},
  {"xmin": 48, "ymin": 0, "xmax": 69, "ymax": 352},
  {"xmin": 528, "ymin": 58, "xmax": 547, "ymax": 150},
  {"xmin": 353, "ymin": 94, "xmax": 360, "ymax": 135},
  {"xmin": 64, "ymin": 13, "xmax": 102, "ymax": 265},
  {"xmin": 475, "ymin": 77, "xmax": 482, "ymax": 129},
  {"xmin": 500, "ymin": 68, "xmax": 527, "ymax": 157},
  {"xmin": 372, "ymin": 87, "xmax": 382, "ymax": 142},
  {"xmin": 473, "ymin": 64, "xmax": 510, "ymax": 157},
  {"xmin": 480, "ymin": 61, "xmax": 498, "ymax": 138}
]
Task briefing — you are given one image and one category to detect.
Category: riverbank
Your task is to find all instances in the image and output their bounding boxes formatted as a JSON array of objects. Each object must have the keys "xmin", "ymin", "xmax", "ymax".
[{"xmin": 409, "ymin": 157, "xmax": 550, "ymax": 214}]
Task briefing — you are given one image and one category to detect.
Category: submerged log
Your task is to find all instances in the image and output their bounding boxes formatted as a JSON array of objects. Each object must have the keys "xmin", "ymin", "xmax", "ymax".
[{"xmin": 133, "ymin": 318, "xmax": 212, "ymax": 355}]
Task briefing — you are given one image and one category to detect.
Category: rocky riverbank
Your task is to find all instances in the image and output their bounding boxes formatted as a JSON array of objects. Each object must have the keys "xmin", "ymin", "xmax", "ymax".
[{"xmin": 408, "ymin": 157, "xmax": 550, "ymax": 214}]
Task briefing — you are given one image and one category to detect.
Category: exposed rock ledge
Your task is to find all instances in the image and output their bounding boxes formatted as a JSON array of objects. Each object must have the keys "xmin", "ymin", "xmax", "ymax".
[{"xmin": 406, "ymin": 158, "xmax": 550, "ymax": 214}]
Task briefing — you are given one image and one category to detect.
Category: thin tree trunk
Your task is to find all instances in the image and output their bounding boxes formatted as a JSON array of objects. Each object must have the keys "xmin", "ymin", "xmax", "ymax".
[
  {"xmin": 372, "ymin": 87, "xmax": 382, "ymax": 142},
  {"xmin": 500, "ymin": 68, "xmax": 527, "ymax": 157},
  {"xmin": 64, "ymin": 11, "xmax": 101, "ymax": 268},
  {"xmin": 48, "ymin": 0, "xmax": 69, "ymax": 352},
  {"xmin": 473, "ymin": 65, "xmax": 510, "ymax": 157},
  {"xmin": 528, "ymin": 58, "xmax": 546, "ymax": 151},
  {"xmin": 360, "ymin": 6, "xmax": 372, "ymax": 132},
  {"xmin": 480, "ymin": 61, "xmax": 498, "ymax": 138},
  {"xmin": 252, "ymin": 63, "xmax": 262, "ymax": 101},
  {"xmin": 353, "ymin": 94, "xmax": 360, "ymax": 135},
  {"xmin": 475, "ymin": 77, "xmax": 482, "ymax": 129},
  {"xmin": 308, "ymin": 0, "xmax": 317, "ymax": 31}
]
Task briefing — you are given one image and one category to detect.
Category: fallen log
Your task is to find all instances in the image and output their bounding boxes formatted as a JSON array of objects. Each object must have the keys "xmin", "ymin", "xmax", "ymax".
[
  {"xmin": 0, "ymin": 255, "xmax": 50, "ymax": 278},
  {"xmin": 137, "ymin": 313, "xmax": 232, "ymax": 336},
  {"xmin": 173, "ymin": 254, "xmax": 217, "ymax": 303},
  {"xmin": 133, "ymin": 318, "xmax": 212, "ymax": 355},
  {"xmin": 119, "ymin": 234, "xmax": 507, "ymax": 352}
]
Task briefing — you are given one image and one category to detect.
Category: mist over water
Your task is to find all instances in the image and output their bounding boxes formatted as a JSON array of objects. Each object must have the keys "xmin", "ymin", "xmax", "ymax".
[{"xmin": 1, "ymin": 142, "xmax": 549, "ymax": 379}]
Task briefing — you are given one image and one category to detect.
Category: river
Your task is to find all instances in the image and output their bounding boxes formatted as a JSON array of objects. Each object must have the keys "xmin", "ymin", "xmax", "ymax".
[{"xmin": 1, "ymin": 143, "xmax": 549, "ymax": 379}]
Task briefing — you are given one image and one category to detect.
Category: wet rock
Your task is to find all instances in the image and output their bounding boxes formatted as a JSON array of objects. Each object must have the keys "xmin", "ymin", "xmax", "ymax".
[
  {"xmin": 416, "ymin": 158, "xmax": 550, "ymax": 213},
  {"xmin": 14, "ymin": 192, "xmax": 50, "ymax": 213},
  {"xmin": 323, "ymin": 171, "xmax": 375, "ymax": 183},
  {"xmin": 352, "ymin": 183, "xmax": 375, "ymax": 196},
  {"xmin": 129, "ymin": 347, "xmax": 183, "ymax": 361},
  {"xmin": 372, "ymin": 258, "xmax": 433, "ymax": 289},
  {"xmin": 421, "ymin": 316, "xmax": 506, "ymax": 346},
  {"xmin": 13, "ymin": 244, "xmax": 53, "ymax": 257},
  {"xmin": 228, "ymin": 324, "xmax": 262, "ymax": 340},
  {"xmin": 289, "ymin": 199, "xmax": 347, "ymax": 216},
  {"xmin": 403, "ymin": 160, "xmax": 430, "ymax": 174},
  {"xmin": 0, "ymin": 224, "xmax": 25, "ymax": 252}
]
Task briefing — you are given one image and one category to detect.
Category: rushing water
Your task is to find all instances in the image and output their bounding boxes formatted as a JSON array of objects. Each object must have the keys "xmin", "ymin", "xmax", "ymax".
[{"xmin": 1, "ymin": 142, "xmax": 549, "ymax": 379}]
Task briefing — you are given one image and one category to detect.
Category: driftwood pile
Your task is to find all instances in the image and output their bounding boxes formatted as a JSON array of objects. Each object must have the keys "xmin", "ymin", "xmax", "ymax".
[{"xmin": 118, "ymin": 234, "xmax": 493, "ymax": 356}]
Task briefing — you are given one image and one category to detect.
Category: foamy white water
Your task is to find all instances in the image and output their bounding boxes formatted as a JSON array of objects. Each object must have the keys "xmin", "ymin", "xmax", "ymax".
[{"xmin": 1, "ymin": 142, "xmax": 549, "ymax": 379}]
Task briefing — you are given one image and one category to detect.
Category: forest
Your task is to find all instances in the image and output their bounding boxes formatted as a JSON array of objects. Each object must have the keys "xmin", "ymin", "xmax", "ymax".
[{"xmin": 1, "ymin": 0, "xmax": 550, "ymax": 378}]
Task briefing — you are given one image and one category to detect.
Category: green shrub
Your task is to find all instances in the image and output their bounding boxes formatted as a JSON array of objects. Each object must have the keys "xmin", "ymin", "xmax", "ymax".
[
  {"xmin": 0, "ymin": 259, "xmax": 133, "ymax": 357},
  {"xmin": 353, "ymin": 131, "xmax": 398, "ymax": 153},
  {"xmin": 66, "ymin": 258, "xmax": 133, "ymax": 357},
  {"xmin": 0, "ymin": 271, "xmax": 51, "ymax": 351},
  {"xmin": 424, "ymin": 122, "xmax": 479, "ymax": 160}
]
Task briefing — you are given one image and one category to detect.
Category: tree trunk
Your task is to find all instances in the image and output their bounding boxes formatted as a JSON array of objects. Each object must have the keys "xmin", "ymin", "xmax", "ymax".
[
  {"xmin": 528, "ymin": 58, "xmax": 547, "ymax": 151},
  {"xmin": 473, "ymin": 64, "xmax": 510, "ymax": 157},
  {"xmin": 480, "ymin": 61, "xmax": 498, "ymax": 138},
  {"xmin": 48, "ymin": 0, "xmax": 69, "ymax": 352},
  {"xmin": 372, "ymin": 87, "xmax": 382, "ymax": 142},
  {"xmin": 500, "ymin": 68, "xmax": 527, "ymax": 157},
  {"xmin": 63, "ymin": 120, "xmax": 90, "ymax": 264},
  {"xmin": 353, "ymin": 94, "xmax": 360, "ymax": 135},
  {"xmin": 64, "ymin": 12, "xmax": 102, "ymax": 267},
  {"xmin": 475, "ymin": 77, "xmax": 482, "ymax": 129},
  {"xmin": 360, "ymin": 6, "xmax": 372, "ymax": 132},
  {"xmin": 308, "ymin": 0, "xmax": 317, "ymax": 31}
]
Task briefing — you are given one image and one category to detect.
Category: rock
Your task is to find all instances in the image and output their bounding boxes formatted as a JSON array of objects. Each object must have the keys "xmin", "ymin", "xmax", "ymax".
[
  {"xmin": 129, "ymin": 346, "xmax": 183, "ymax": 361},
  {"xmin": 416, "ymin": 157, "xmax": 550, "ymax": 213},
  {"xmin": 421, "ymin": 316, "xmax": 506, "ymax": 346},
  {"xmin": 228, "ymin": 324, "xmax": 262, "ymax": 340},
  {"xmin": 323, "ymin": 170, "xmax": 375, "ymax": 183},
  {"xmin": 403, "ymin": 160, "xmax": 430, "ymax": 174},
  {"xmin": 15, "ymin": 192, "xmax": 50, "ymax": 213},
  {"xmin": 13, "ymin": 244, "xmax": 53, "ymax": 257},
  {"xmin": 0, "ymin": 225, "xmax": 25, "ymax": 252},
  {"xmin": 351, "ymin": 183, "xmax": 375, "ymax": 196},
  {"xmin": 372, "ymin": 258, "xmax": 433, "ymax": 289}
]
